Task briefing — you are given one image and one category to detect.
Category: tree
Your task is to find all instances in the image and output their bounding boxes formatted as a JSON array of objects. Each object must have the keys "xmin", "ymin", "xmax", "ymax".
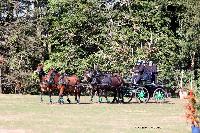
[{"xmin": 1, "ymin": 0, "xmax": 200, "ymax": 93}]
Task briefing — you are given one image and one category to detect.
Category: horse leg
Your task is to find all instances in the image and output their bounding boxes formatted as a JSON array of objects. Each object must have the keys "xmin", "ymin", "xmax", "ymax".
[
  {"xmin": 119, "ymin": 87, "xmax": 123, "ymax": 103},
  {"xmin": 49, "ymin": 90, "xmax": 52, "ymax": 104},
  {"xmin": 97, "ymin": 88, "xmax": 102, "ymax": 103},
  {"xmin": 75, "ymin": 89, "xmax": 80, "ymax": 104},
  {"xmin": 117, "ymin": 87, "xmax": 121, "ymax": 104},
  {"xmin": 58, "ymin": 86, "xmax": 64, "ymax": 104},
  {"xmin": 40, "ymin": 91, "xmax": 43, "ymax": 103},
  {"xmin": 112, "ymin": 88, "xmax": 117, "ymax": 103},
  {"xmin": 76, "ymin": 87, "xmax": 81, "ymax": 104},
  {"xmin": 75, "ymin": 90, "xmax": 77, "ymax": 102},
  {"xmin": 90, "ymin": 87, "xmax": 94, "ymax": 102},
  {"xmin": 67, "ymin": 93, "xmax": 71, "ymax": 103},
  {"xmin": 114, "ymin": 87, "xmax": 119, "ymax": 103},
  {"xmin": 104, "ymin": 88, "xmax": 110, "ymax": 103},
  {"xmin": 77, "ymin": 91, "xmax": 81, "ymax": 104}
]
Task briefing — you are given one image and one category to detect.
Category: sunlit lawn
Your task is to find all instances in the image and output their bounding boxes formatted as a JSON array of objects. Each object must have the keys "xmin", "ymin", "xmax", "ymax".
[{"xmin": 0, "ymin": 94, "xmax": 190, "ymax": 133}]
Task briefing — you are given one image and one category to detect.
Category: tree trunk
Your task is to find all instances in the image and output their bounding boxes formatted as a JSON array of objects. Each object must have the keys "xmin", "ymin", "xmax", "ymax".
[
  {"xmin": 180, "ymin": 70, "xmax": 183, "ymax": 88},
  {"xmin": 48, "ymin": 44, "xmax": 51, "ymax": 53}
]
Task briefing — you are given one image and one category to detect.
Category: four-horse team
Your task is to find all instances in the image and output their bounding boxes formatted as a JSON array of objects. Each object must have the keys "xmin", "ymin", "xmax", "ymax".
[{"xmin": 35, "ymin": 60, "xmax": 164, "ymax": 104}]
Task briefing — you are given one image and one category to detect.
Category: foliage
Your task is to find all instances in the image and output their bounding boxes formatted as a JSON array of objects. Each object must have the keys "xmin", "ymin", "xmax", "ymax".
[
  {"xmin": 185, "ymin": 90, "xmax": 200, "ymax": 127},
  {"xmin": 0, "ymin": 0, "xmax": 200, "ymax": 95}
]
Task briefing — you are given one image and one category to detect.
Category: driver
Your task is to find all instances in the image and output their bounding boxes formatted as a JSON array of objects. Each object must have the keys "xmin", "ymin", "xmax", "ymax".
[
  {"xmin": 93, "ymin": 64, "xmax": 102, "ymax": 77},
  {"xmin": 142, "ymin": 60, "xmax": 151, "ymax": 81},
  {"xmin": 150, "ymin": 61, "xmax": 157, "ymax": 84}
]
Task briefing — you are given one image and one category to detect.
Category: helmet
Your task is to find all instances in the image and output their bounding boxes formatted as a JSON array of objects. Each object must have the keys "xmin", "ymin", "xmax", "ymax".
[
  {"xmin": 149, "ymin": 61, "xmax": 153, "ymax": 66},
  {"xmin": 94, "ymin": 64, "xmax": 99, "ymax": 70},
  {"xmin": 140, "ymin": 60, "xmax": 147, "ymax": 65},
  {"xmin": 136, "ymin": 59, "xmax": 142, "ymax": 65}
]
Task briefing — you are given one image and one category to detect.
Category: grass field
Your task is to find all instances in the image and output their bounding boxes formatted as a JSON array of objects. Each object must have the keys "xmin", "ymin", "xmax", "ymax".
[{"xmin": 0, "ymin": 94, "xmax": 190, "ymax": 133}]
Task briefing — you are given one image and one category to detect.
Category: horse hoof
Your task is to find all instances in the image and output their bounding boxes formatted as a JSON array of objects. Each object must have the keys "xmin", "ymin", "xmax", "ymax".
[
  {"xmin": 67, "ymin": 99, "xmax": 71, "ymax": 104},
  {"xmin": 90, "ymin": 99, "xmax": 94, "ymax": 103}
]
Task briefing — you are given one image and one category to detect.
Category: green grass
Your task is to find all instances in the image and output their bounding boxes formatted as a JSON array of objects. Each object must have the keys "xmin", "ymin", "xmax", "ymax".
[{"xmin": 0, "ymin": 94, "xmax": 190, "ymax": 133}]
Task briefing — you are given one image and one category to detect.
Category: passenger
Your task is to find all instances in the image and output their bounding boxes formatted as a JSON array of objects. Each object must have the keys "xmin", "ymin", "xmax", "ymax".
[
  {"xmin": 142, "ymin": 61, "xmax": 151, "ymax": 82},
  {"xmin": 151, "ymin": 62, "xmax": 157, "ymax": 84},
  {"xmin": 131, "ymin": 60, "xmax": 144, "ymax": 84}
]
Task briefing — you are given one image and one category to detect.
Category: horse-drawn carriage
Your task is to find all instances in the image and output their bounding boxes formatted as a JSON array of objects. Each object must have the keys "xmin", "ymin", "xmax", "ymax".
[
  {"xmin": 35, "ymin": 61, "xmax": 166, "ymax": 104},
  {"xmin": 121, "ymin": 60, "xmax": 166, "ymax": 103}
]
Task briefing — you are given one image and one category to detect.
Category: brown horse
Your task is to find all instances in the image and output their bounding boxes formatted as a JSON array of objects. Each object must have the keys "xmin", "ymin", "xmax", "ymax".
[
  {"xmin": 83, "ymin": 70, "xmax": 124, "ymax": 103},
  {"xmin": 105, "ymin": 73, "xmax": 124, "ymax": 103},
  {"xmin": 57, "ymin": 73, "xmax": 81, "ymax": 104},
  {"xmin": 35, "ymin": 64, "xmax": 60, "ymax": 103}
]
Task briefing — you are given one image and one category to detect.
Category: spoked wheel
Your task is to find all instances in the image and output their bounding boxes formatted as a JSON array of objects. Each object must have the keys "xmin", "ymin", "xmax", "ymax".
[
  {"xmin": 135, "ymin": 87, "xmax": 149, "ymax": 103},
  {"xmin": 153, "ymin": 88, "xmax": 166, "ymax": 103},
  {"xmin": 122, "ymin": 87, "xmax": 134, "ymax": 103}
]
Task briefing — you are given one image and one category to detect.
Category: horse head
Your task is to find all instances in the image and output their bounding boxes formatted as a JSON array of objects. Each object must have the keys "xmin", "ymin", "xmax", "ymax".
[
  {"xmin": 35, "ymin": 63, "xmax": 43, "ymax": 74},
  {"xmin": 84, "ymin": 69, "xmax": 112, "ymax": 86},
  {"xmin": 46, "ymin": 67, "xmax": 60, "ymax": 85},
  {"xmin": 83, "ymin": 69, "xmax": 94, "ymax": 83},
  {"xmin": 35, "ymin": 64, "xmax": 46, "ymax": 81}
]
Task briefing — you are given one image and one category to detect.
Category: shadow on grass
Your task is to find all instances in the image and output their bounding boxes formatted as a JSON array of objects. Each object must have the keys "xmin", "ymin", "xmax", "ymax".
[
  {"xmin": 39, "ymin": 98, "xmax": 175, "ymax": 105},
  {"xmin": 41, "ymin": 102, "xmax": 93, "ymax": 105}
]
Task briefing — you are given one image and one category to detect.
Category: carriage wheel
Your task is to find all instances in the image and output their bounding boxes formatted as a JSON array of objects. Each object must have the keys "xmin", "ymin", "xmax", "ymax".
[
  {"xmin": 122, "ymin": 87, "xmax": 134, "ymax": 103},
  {"xmin": 153, "ymin": 88, "xmax": 166, "ymax": 103},
  {"xmin": 135, "ymin": 87, "xmax": 149, "ymax": 103}
]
